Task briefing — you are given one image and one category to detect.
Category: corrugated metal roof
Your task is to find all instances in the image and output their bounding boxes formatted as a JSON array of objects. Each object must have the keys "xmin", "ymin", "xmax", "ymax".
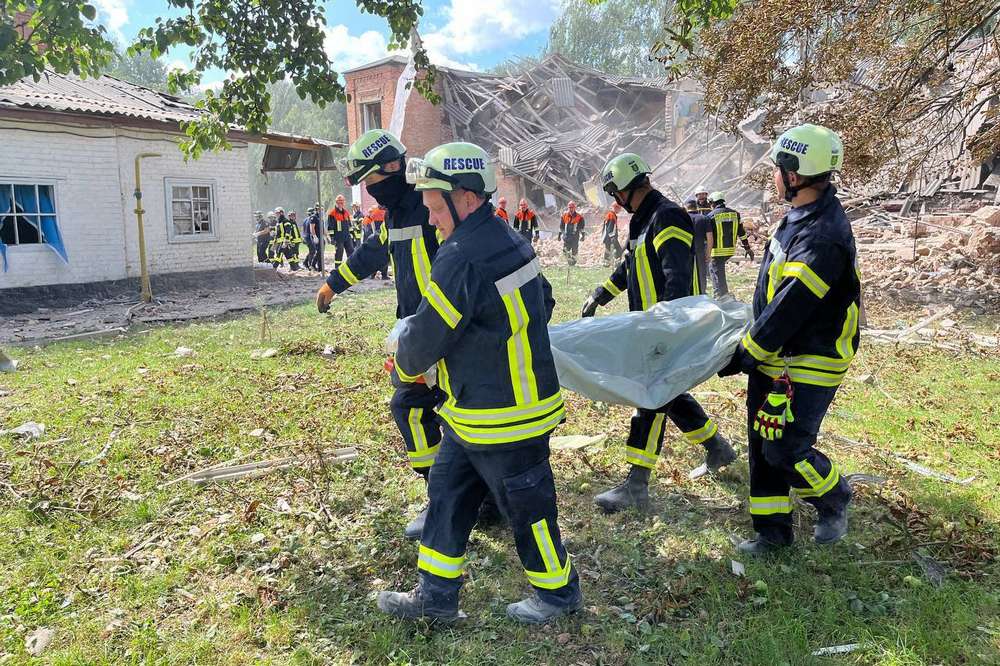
[{"xmin": 0, "ymin": 70, "xmax": 203, "ymax": 125}]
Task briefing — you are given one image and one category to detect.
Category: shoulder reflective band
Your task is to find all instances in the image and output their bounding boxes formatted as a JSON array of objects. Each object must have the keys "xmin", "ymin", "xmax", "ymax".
[
  {"xmin": 495, "ymin": 258, "xmax": 540, "ymax": 296},
  {"xmin": 782, "ymin": 262, "xmax": 831, "ymax": 299},
  {"xmin": 387, "ymin": 225, "xmax": 425, "ymax": 242},
  {"xmin": 425, "ymin": 280, "xmax": 462, "ymax": 329}
]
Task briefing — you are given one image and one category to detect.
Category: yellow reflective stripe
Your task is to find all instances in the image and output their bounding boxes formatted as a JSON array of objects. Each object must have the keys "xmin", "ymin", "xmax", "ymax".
[
  {"xmin": 395, "ymin": 361, "xmax": 423, "ymax": 383},
  {"xmin": 526, "ymin": 519, "xmax": 572, "ymax": 589},
  {"xmin": 409, "ymin": 408, "xmax": 428, "ymax": 452},
  {"xmin": 425, "ymin": 280, "xmax": 462, "ymax": 329},
  {"xmin": 440, "ymin": 392, "xmax": 563, "ymax": 424},
  {"xmin": 436, "ymin": 359, "xmax": 452, "ymax": 395},
  {"xmin": 742, "ymin": 332, "xmax": 778, "ymax": 362},
  {"xmin": 338, "ymin": 261, "xmax": 360, "ymax": 286},
  {"xmin": 602, "ymin": 278, "xmax": 622, "ymax": 297},
  {"xmin": 758, "ymin": 364, "xmax": 845, "ymax": 388},
  {"xmin": 652, "ymin": 226, "xmax": 693, "ymax": 250},
  {"xmin": 682, "ymin": 419, "xmax": 718, "ymax": 445},
  {"xmin": 782, "ymin": 262, "xmax": 830, "ymax": 299},
  {"xmin": 749, "ymin": 495, "xmax": 793, "ymax": 515},
  {"xmin": 711, "ymin": 247, "xmax": 736, "ymax": 258},
  {"xmin": 836, "ymin": 302, "xmax": 859, "ymax": 360},
  {"xmin": 501, "ymin": 289, "xmax": 538, "ymax": 405},
  {"xmin": 625, "ymin": 447, "xmax": 658, "ymax": 469},
  {"xmin": 440, "ymin": 403, "xmax": 565, "ymax": 445},
  {"xmin": 379, "ymin": 223, "xmax": 388, "ymax": 244},
  {"xmin": 408, "ymin": 444, "xmax": 439, "ymax": 468},
  {"xmin": 645, "ymin": 413, "xmax": 665, "ymax": 454},
  {"xmin": 691, "ymin": 260, "xmax": 700, "ymax": 296},
  {"xmin": 794, "ymin": 462, "xmax": 840, "ymax": 498},
  {"xmin": 634, "ymin": 242, "xmax": 656, "ymax": 310},
  {"xmin": 785, "ymin": 354, "xmax": 852, "ymax": 372},
  {"xmin": 412, "ymin": 237, "xmax": 431, "ymax": 296},
  {"xmin": 532, "ymin": 519, "xmax": 559, "ymax": 573},
  {"xmin": 417, "ymin": 544, "xmax": 465, "ymax": 578}
]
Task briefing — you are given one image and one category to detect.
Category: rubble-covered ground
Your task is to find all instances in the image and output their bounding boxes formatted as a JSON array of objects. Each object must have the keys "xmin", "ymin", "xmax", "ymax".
[{"xmin": 1, "ymin": 266, "xmax": 997, "ymax": 664}]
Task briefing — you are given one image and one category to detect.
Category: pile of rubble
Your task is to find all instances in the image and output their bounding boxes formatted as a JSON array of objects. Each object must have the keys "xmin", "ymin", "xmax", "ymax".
[{"xmin": 853, "ymin": 205, "xmax": 1000, "ymax": 313}]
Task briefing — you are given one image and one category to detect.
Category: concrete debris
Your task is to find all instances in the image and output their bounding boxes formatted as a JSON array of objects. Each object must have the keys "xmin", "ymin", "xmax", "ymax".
[
  {"xmin": 25, "ymin": 627, "xmax": 55, "ymax": 656},
  {"xmin": 811, "ymin": 644, "xmax": 860, "ymax": 657},
  {"xmin": 0, "ymin": 349, "xmax": 18, "ymax": 372},
  {"xmin": 0, "ymin": 421, "xmax": 45, "ymax": 439}
]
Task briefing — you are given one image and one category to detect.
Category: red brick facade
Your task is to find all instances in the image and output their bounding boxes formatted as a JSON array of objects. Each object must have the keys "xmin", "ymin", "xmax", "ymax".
[{"xmin": 344, "ymin": 57, "xmax": 453, "ymax": 210}]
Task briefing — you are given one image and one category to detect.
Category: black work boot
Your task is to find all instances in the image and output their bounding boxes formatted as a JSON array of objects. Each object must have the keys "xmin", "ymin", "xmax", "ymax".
[
  {"xmin": 736, "ymin": 533, "xmax": 788, "ymax": 557},
  {"xmin": 404, "ymin": 504, "xmax": 428, "ymax": 541},
  {"xmin": 377, "ymin": 585, "xmax": 465, "ymax": 623},
  {"xmin": 703, "ymin": 434, "xmax": 738, "ymax": 472},
  {"xmin": 594, "ymin": 465, "xmax": 651, "ymax": 513},
  {"xmin": 814, "ymin": 482, "xmax": 853, "ymax": 544},
  {"xmin": 507, "ymin": 592, "xmax": 584, "ymax": 624}
]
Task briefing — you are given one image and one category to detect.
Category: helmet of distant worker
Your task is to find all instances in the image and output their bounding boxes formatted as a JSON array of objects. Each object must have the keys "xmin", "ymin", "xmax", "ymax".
[
  {"xmin": 770, "ymin": 123, "xmax": 844, "ymax": 203},
  {"xmin": 600, "ymin": 152, "xmax": 653, "ymax": 214},
  {"xmin": 340, "ymin": 130, "xmax": 408, "ymax": 207},
  {"xmin": 709, "ymin": 191, "xmax": 726, "ymax": 205},
  {"xmin": 407, "ymin": 141, "xmax": 496, "ymax": 239}
]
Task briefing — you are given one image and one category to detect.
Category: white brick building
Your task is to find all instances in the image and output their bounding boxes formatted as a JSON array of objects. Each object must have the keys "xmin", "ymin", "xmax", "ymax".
[{"xmin": 0, "ymin": 72, "xmax": 334, "ymax": 314}]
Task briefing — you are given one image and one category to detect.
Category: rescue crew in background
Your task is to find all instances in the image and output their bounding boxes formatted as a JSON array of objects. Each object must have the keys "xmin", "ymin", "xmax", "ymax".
[
  {"xmin": 327, "ymin": 195, "xmax": 355, "ymax": 266},
  {"xmin": 315, "ymin": 130, "xmax": 444, "ymax": 539},
  {"xmin": 362, "ymin": 206, "xmax": 390, "ymax": 280},
  {"xmin": 685, "ymin": 198, "xmax": 712, "ymax": 296},
  {"xmin": 559, "ymin": 201, "xmax": 586, "ymax": 265},
  {"xmin": 496, "ymin": 196, "xmax": 510, "ymax": 224},
  {"xmin": 253, "ymin": 211, "xmax": 271, "ymax": 264},
  {"xmin": 581, "ymin": 153, "xmax": 737, "ymax": 512},
  {"xmin": 265, "ymin": 211, "xmax": 279, "ymax": 264},
  {"xmin": 718, "ymin": 123, "xmax": 857, "ymax": 555},
  {"xmin": 602, "ymin": 202, "xmax": 624, "ymax": 266},
  {"xmin": 302, "ymin": 207, "xmax": 316, "ymax": 271},
  {"xmin": 272, "ymin": 208, "xmax": 302, "ymax": 271},
  {"xmin": 514, "ymin": 198, "xmax": 540, "ymax": 244},
  {"xmin": 307, "ymin": 205, "xmax": 324, "ymax": 271},
  {"xmin": 376, "ymin": 141, "xmax": 582, "ymax": 625},
  {"xmin": 694, "ymin": 186, "xmax": 712, "ymax": 214},
  {"xmin": 706, "ymin": 191, "xmax": 754, "ymax": 297}
]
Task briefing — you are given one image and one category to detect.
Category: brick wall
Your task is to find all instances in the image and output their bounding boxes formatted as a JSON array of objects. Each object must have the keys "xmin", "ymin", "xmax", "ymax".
[{"xmin": 0, "ymin": 120, "xmax": 251, "ymax": 292}]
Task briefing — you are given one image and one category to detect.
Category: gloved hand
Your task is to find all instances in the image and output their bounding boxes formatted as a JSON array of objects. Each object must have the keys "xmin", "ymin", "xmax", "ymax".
[
  {"xmin": 316, "ymin": 283, "xmax": 335, "ymax": 313},
  {"xmin": 581, "ymin": 294, "xmax": 599, "ymax": 317},
  {"xmin": 717, "ymin": 350, "xmax": 745, "ymax": 377},
  {"xmin": 754, "ymin": 375, "xmax": 795, "ymax": 440},
  {"xmin": 745, "ymin": 248, "xmax": 755, "ymax": 261},
  {"xmin": 557, "ymin": 232, "xmax": 563, "ymax": 241},
  {"xmin": 580, "ymin": 231, "xmax": 587, "ymax": 241},
  {"xmin": 533, "ymin": 232, "xmax": 539, "ymax": 242}
]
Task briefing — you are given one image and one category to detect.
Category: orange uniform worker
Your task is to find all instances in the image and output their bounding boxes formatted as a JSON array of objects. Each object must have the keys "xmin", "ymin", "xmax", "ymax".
[
  {"xmin": 496, "ymin": 196, "xmax": 510, "ymax": 224},
  {"xmin": 513, "ymin": 199, "xmax": 540, "ymax": 244}
]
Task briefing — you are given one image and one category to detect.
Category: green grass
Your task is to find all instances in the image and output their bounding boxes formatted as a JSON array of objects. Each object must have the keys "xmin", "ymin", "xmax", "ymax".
[{"xmin": 1, "ymin": 266, "xmax": 998, "ymax": 665}]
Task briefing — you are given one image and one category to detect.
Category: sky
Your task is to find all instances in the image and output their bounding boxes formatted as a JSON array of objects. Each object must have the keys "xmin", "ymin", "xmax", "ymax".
[{"xmin": 94, "ymin": 0, "xmax": 562, "ymax": 89}]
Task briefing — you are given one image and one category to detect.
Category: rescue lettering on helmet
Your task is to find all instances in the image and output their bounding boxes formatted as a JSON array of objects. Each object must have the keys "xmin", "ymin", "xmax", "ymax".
[
  {"xmin": 779, "ymin": 137, "xmax": 809, "ymax": 154},
  {"xmin": 361, "ymin": 134, "xmax": 391, "ymax": 158},
  {"xmin": 442, "ymin": 157, "xmax": 486, "ymax": 171},
  {"xmin": 602, "ymin": 171, "xmax": 614, "ymax": 184}
]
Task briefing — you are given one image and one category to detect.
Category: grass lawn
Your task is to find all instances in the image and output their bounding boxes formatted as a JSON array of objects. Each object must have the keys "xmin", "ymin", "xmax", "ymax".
[{"xmin": 1, "ymin": 266, "xmax": 998, "ymax": 665}]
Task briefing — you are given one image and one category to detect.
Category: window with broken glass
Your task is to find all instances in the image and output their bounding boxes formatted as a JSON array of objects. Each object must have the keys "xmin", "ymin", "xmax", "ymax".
[
  {"xmin": 0, "ymin": 182, "xmax": 57, "ymax": 246},
  {"xmin": 167, "ymin": 181, "xmax": 216, "ymax": 240}
]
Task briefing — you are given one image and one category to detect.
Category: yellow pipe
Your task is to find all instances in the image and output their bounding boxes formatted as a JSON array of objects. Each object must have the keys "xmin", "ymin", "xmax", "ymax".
[{"xmin": 133, "ymin": 153, "xmax": 161, "ymax": 303}]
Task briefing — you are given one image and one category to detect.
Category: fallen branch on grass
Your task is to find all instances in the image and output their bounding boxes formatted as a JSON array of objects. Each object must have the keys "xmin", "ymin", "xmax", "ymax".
[{"xmin": 183, "ymin": 447, "xmax": 358, "ymax": 485}]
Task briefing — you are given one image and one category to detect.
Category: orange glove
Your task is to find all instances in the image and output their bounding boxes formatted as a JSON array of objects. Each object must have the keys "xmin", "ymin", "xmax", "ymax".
[
  {"xmin": 316, "ymin": 283, "xmax": 335, "ymax": 313},
  {"xmin": 383, "ymin": 356, "xmax": 425, "ymax": 383}
]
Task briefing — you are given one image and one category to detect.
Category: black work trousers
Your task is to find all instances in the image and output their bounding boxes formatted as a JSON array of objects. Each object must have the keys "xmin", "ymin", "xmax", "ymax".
[
  {"xmin": 623, "ymin": 393, "xmax": 719, "ymax": 469},
  {"xmin": 418, "ymin": 432, "xmax": 581, "ymax": 609}
]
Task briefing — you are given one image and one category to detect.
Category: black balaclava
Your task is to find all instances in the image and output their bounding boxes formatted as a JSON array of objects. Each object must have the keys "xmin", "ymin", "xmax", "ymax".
[{"xmin": 367, "ymin": 172, "xmax": 409, "ymax": 208}]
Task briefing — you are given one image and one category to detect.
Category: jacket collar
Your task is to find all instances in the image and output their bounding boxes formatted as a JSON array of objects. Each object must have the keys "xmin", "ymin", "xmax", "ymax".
[
  {"xmin": 786, "ymin": 185, "xmax": 838, "ymax": 225},
  {"xmin": 451, "ymin": 202, "xmax": 494, "ymax": 241},
  {"xmin": 629, "ymin": 189, "xmax": 665, "ymax": 236}
]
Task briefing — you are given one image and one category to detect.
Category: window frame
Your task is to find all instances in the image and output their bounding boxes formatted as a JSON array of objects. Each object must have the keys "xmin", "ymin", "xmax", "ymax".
[
  {"xmin": 0, "ymin": 178, "xmax": 61, "ymax": 248},
  {"xmin": 361, "ymin": 101, "xmax": 382, "ymax": 132},
  {"xmin": 164, "ymin": 178, "xmax": 219, "ymax": 243}
]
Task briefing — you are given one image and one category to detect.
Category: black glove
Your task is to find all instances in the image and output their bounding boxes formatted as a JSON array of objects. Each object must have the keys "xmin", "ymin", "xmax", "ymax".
[
  {"xmin": 581, "ymin": 231, "xmax": 587, "ymax": 241},
  {"xmin": 557, "ymin": 232, "xmax": 563, "ymax": 241},
  {"xmin": 718, "ymin": 349, "xmax": 746, "ymax": 377},
  {"xmin": 745, "ymin": 248, "xmax": 755, "ymax": 261},
  {"xmin": 581, "ymin": 294, "xmax": 599, "ymax": 318},
  {"xmin": 533, "ymin": 232, "xmax": 539, "ymax": 242}
]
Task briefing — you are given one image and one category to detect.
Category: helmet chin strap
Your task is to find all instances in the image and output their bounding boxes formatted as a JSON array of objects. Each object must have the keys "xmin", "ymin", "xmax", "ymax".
[
  {"xmin": 779, "ymin": 166, "xmax": 798, "ymax": 203},
  {"xmin": 445, "ymin": 190, "xmax": 463, "ymax": 229},
  {"xmin": 616, "ymin": 188, "xmax": 639, "ymax": 213}
]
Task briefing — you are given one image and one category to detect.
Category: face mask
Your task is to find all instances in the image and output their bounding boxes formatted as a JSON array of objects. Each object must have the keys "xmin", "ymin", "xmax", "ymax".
[{"xmin": 366, "ymin": 173, "xmax": 408, "ymax": 208}]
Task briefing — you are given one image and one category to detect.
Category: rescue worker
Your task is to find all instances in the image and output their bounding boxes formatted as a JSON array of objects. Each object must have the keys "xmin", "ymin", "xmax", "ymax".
[
  {"xmin": 495, "ymin": 196, "xmax": 510, "ymax": 224},
  {"xmin": 307, "ymin": 205, "xmax": 325, "ymax": 271},
  {"xmin": 581, "ymin": 153, "xmax": 737, "ymax": 512},
  {"xmin": 718, "ymin": 124, "xmax": 856, "ymax": 555},
  {"xmin": 694, "ymin": 186, "xmax": 712, "ymax": 214},
  {"xmin": 376, "ymin": 141, "xmax": 582, "ymax": 624},
  {"xmin": 558, "ymin": 201, "xmax": 586, "ymax": 265},
  {"xmin": 685, "ymin": 198, "xmax": 712, "ymax": 296},
  {"xmin": 314, "ymin": 130, "xmax": 444, "ymax": 538},
  {"xmin": 362, "ymin": 206, "xmax": 390, "ymax": 280},
  {"xmin": 601, "ymin": 202, "xmax": 624, "ymax": 265},
  {"xmin": 706, "ymin": 191, "xmax": 754, "ymax": 298},
  {"xmin": 265, "ymin": 212, "xmax": 279, "ymax": 265},
  {"xmin": 272, "ymin": 208, "xmax": 302, "ymax": 271},
  {"xmin": 253, "ymin": 211, "xmax": 271, "ymax": 263},
  {"xmin": 302, "ymin": 207, "xmax": 318, "ymax": 271},
  {"xmin": 513, "ymin": 198, "xmax": 540, "ymax": 245},
  {"xmin": 327, "ymin": 194, "xmax": 355, "ymax": 266}
]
